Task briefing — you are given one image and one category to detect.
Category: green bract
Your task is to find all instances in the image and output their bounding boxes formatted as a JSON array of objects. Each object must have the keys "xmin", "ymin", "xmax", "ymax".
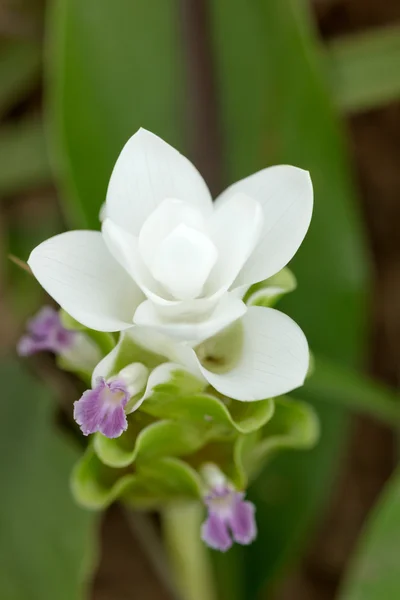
[
  {"xmin": 65, "ymin": 267, "xmax": 318, "ymax": 513},
  {"xmin": 243, "ymin": 267, "xmax": 297, "ymax": 308},
  {"xmin": 60, "ymin": 308, "xmax": 116, "ymax": 355},
  {"xmin": 71, "ymin": 384, "xmax": 319, "ymax": 510},
  {"xmin": 72, "ymin": 447, "xmax": 202, "ymax": 510}
]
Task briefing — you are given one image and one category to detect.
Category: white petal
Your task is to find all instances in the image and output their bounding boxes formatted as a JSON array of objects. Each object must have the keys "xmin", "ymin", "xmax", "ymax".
[
  {"xmin": 103, "ymin": 218, "xmax": 218, "ymax": 306},
  {"xmin": 151, "ymin": 224, "xmax": 218, "ymax": 300},
  {"xmin": 133, "ymin": 293, "xmax": 247, "ymax": 344},
  {"xmin": 28, "ymin": 231, "xmax": 143, "ymax": 332},
  {"xmin": 126, "ymin": 327, "xmax": 203, "ymax": 376},
  {"xmin": 205, "ymin": 193, "xmax": 264, "ymax": 294},
  {"xmin": 138, "ymin": 198, "xmax": 206, "ymax": 269},
  {"xmin": 117, "ymin": 362, "xmax": 149, "ymax": 397},
  {"xmin": 106, "ymin": 128, "xmax": 213, "ymax": 235},
  {"xmin": 92, "ymin": 339, "xmax": 121, "ymax": 385},
  {"xmin": 102, "ymin": 218, "xmax": 167, "ymax": 302},
  {"xmin": 215, "ymin": 166, "xmax": 313, "ymax": 287},
  {"xmin": 197, "ymin": 306, "xmax": 309, "ymax": 401},
  {"xmin": 99, "ymin": 202, "xmax": 107, "ymax": 222}
]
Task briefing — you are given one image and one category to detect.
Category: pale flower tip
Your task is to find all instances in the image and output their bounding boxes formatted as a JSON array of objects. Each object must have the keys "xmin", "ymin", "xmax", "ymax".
[
  {"xmin": 201, "ymin": 486, "xmax": 257, "ymax": 552},
  {"xmin": 17, "ymin": 306, "xmax": 76, "ymax": 357},
  {"xmin": 73, "ymin": 377, "xmax": 129, "ymax": 439}
]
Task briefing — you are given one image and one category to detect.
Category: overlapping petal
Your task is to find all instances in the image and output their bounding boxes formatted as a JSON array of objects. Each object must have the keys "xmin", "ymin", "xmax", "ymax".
[
  {"xmin": 133, "ymin": 293, "xmax": 247, "ymax": 344},
  {"xmin": 205, "ymin": 193, "xmax": 264, "ymax": 295},
  {"xmin": 28, "ymin": 231, "xmax": 143, "ymax": 331},
  {"xmin": 215, "ymin": 165, "xmax": 313, "ymax": 288}
]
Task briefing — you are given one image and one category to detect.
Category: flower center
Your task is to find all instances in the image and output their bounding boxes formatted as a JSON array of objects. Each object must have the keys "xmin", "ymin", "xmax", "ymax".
[
  {"xmin": 150, "ymin": 223, "xmax": 218, "ymax": 300},
  {"xmin": 195, "ymin": 321, "xmax": 244, "ymax": 374},
  {"xmin": 100, "ymin": 384, "xmax": 128, "ymax": 407}
]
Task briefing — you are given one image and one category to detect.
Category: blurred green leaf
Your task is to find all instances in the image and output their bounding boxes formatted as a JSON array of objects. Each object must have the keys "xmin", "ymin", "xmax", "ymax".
[
  {"xmin": 47, "ymin": 0, "xmax": 186, "ymax": 228},
  {"xmin": 306, "ymin": 355, "xmax": 400, "ymax": 425},
  {"xmin": 338, "ymin": 466, "xmax": 400, "ymax": 600},
  {"xmin": 209, "ymin": 0, "xmax": 368, "ymax": 596},
  {"xmin": 0, "ymin": 118, "xmax": 51, "ymax": 196},
  {"xmin": 328, "ymin": 25, "xmax": 400, "ymax": 113},
  {"xmin": 0, "ymin": 40, "xmax": 41, "ymax": 119},
  {"xmin": 0, "ymin": 360, "xmax": 97, "ymax": 600}
]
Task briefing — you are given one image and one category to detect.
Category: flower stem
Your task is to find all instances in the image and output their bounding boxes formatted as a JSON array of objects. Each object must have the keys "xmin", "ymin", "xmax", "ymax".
[{"xmin": 161, "ymin": 502, "xmax": 217, "ymax": 600}]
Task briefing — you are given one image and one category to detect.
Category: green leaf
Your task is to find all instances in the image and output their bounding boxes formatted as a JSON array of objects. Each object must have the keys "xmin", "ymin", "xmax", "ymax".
[
  {"xmin": 47, "ymin": 0, "xmax": 186, "ymax": 228},
  {"xmin": 305, "ymin": 355, "xmax": 400, "ymax": 426},
  {"xmin": 0, "ymin": 118, "xmax": 51, "ymax": 196},
  {"xmin": 0, "ymin": 40, "xmax": 41, "ymax": 118},
  {"xmin": 338, "ymin": 466, "xmax": 400, "ymax": 600},
  {"xmin": 328, "ymin": 25, "xmax": 400, "ymax": 114},
  {"xmin": 0, "ymin": 360, "xmax": 97, "ymax": 600},
  {"xmin": 209, "ymin": 0, "xmax": 368, "ymax": 596},
  {"xmin": 243, "ymin": 267, "xmax": 297, "ymax": 307},
  {"xmin": 72, "ymin": 447, "xmax": 202, "ymax": 511}
]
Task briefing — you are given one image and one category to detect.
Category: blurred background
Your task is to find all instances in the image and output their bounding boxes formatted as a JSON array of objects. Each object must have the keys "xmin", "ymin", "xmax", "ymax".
[{"xmin": 1, "ymin": 0, "xmax": 400, "ymax": 599}]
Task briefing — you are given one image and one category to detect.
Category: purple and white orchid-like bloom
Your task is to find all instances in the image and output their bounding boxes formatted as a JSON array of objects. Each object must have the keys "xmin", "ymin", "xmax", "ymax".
[
  {"xmin": 17, "ymin": 306, "xmax": 100, "ymax": 372},
  {"xmin": 201, "ymin": 486, "xmax": 256, "ymax": 552},
  {"xmin": 74, "ymin": 377, "xmax": 130, "ymax": 438},
  {"xmin": 74, "ymin": 362, "xmax": 149, "ymax": 438},
  {"xmin": 27, "ymin": 128, "xmax": 312, "ymax": 345},
  {"xmin": 17, "ymin": 306, "xmax": 75, "ymax": 356},
  {"xmin": 202, "ymin": 487, "xmax": 256, "ymax": 552}
]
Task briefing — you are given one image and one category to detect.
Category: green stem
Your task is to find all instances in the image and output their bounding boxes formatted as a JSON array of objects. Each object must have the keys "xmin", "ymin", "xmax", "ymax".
[{"xmin": 161, "ymin": 502, "xmax": 217, "ymax": 600}]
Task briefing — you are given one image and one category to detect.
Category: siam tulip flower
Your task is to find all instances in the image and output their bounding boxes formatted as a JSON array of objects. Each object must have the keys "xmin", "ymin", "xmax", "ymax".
[
  {"xmin": 200, "ymin": 465, "xmax": 256, "ymax": 552},
  {"xmin": 17, "ymin": 306, "xmax": 100, "ymax": 372},
  {"xmin": 27, "ymin": 128, "xmax": 313, "ymax": 346}
]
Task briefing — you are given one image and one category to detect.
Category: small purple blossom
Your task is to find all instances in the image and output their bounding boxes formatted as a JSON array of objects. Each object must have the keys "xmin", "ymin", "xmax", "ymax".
[
  {"xmin": 74, "ymin": 377, "xmax": 130, "ymax": 438},
  {"xmin": 17, "ymin": 306, "xmax": 76, "ymax": 356},
  {"xmin": 201, "ymin": 486, "xmax": 257, "ymax": 552}
]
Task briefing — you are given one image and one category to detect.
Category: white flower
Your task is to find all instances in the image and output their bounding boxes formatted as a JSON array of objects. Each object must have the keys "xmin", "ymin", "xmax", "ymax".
[{"xmin": 28, "ymin": 128, "xmax": 313, "ymax": 348}]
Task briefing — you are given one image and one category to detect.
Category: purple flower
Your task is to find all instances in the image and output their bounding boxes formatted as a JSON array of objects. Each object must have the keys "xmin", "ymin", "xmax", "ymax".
[
  {"xmin": 73, "ymin": 377, "xmax": 130, "ymax": 438},
  {"xmin": 17, "ymin": 306, "xmax": 76, "ymax": 356},
  {"xmin": 201, "ymin": 486, "xmax": 257, "ymax": 552}
]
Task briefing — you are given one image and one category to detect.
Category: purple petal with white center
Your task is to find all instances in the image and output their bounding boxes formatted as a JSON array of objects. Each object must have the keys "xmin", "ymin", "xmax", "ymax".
[
  {"xmin": 73, "ymin": 377, "xmax": 130, "ymax": 438},
  {"xmin": 17, "ymin": 306, "xmax": 76, "ymax": 356},
  {"xmin": 201, "ymin": 486, "xmax": 257, "ymax": 551},
  {"xmin": 201, "ymin": 514, "xmax": 232, "ymax": 552}
]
